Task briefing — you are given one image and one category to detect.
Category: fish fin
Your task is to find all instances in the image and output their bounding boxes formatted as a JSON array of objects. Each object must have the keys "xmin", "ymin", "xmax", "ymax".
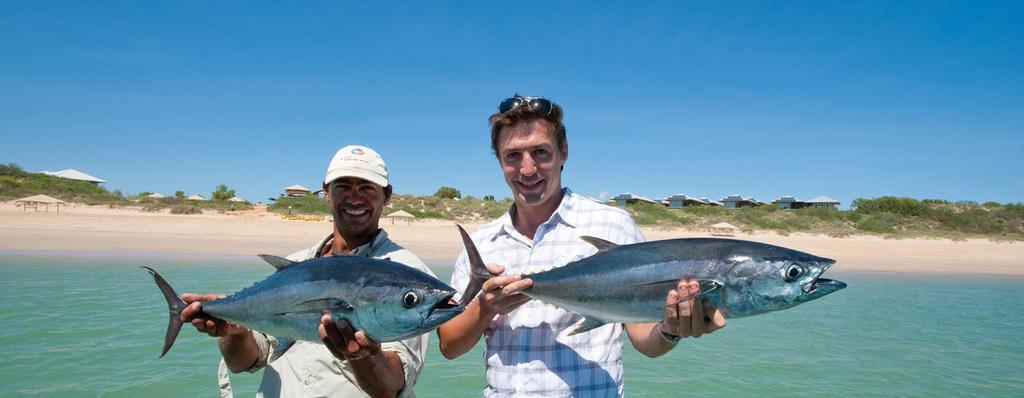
[
  {"xmin": 275, "ymin": 338, "xmax": 296, "ymax": 356},
  {"xmin": 568, "ymin": 317, "xmax": 609, "ymax": 336},
  {"xmin": 580, "ymin": 236, "xmax": 619, "ymax": 252},
  {"xmin": 143, "ymin": 266, "xmax": 188, "ymax": 358},
  {"xmin": 258, "ymin": 254, "xmax": 298, "ymax": 271},
  {"xmin": 273, "ymin": 298, "xmax": 353, "ymax": 316},
  {"xmin": 457, "ymin": 224, "xmax": 494, "ymax": 307}
]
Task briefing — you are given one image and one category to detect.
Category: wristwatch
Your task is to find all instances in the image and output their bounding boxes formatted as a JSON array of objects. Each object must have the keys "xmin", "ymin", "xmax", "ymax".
[{"xmin": 657, "ymin": 322, "xmax": 681, "ymax": 344}]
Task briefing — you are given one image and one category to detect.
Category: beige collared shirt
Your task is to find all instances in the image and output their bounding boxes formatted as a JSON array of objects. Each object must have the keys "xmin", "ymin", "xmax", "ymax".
[{"xmin": 222, "ymin": 230, "xmax": 432, "ymax": 398}]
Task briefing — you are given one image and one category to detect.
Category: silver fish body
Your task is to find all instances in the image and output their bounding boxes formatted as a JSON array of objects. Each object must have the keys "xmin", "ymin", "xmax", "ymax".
[
  {"xmin": 457, "ymin": 226, "xmax": 845, "ymax": 335},
  {"xmin": 145, "ymin": 255, "xmax": 463, "ymax": 357}
]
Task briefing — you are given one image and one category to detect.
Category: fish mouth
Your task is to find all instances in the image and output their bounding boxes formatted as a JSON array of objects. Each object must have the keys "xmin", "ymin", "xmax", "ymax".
[
  {"xmin": 800, "ymin": 259, "xmax": 846, "ymax": 297},
  {"xmin": 804, "ymin": 278, "xmax": 847, "ymax": 294},
  {"xmin": 428, "ymin": 292, "xmax": 464, "ymax": 316}
]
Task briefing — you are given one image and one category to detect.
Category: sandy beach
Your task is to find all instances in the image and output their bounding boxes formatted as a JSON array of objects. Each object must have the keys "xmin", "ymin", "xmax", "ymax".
[{"xmin": 1, "ymin": 202, "xmax": 1021, "ymax": 276}]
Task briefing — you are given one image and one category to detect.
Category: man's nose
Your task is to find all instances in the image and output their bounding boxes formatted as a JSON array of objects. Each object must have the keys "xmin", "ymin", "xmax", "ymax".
[{"xmin": 520, "ymin": 154, "xmax": 537, "ymax": 176}]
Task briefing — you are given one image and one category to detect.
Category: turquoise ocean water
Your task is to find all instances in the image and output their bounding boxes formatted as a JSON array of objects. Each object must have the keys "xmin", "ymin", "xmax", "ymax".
[{"xmin": 1, "ymin": 253, "xmax": 1022, "ymax": 397}]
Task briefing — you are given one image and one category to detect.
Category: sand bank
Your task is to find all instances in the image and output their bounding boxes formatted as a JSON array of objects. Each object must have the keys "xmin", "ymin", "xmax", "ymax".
[{"xmin": 1, "ymin": 203, "xmax": 1021, "ymax": 276}]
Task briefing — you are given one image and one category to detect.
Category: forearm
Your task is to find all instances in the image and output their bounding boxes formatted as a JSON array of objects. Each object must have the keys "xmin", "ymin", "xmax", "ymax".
[
  {"xmin": 625, "ymin": 322, "xmax": 676, "ymax": 358},
  {"xmin": 349, "ymin": 351, "xmax": 406, "ymax": 398},
  {"xmin": 437, "ymin": 300, "xmax": 493, "ymax": 359},
  {"xmin": 218, "ymin": 331, "xmax": 261, "ymax": 372}
]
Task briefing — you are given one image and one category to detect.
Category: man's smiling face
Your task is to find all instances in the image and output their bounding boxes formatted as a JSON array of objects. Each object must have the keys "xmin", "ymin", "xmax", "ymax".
[
  {"xmin": 497, "ymin": 118, "xmax": 567, "ymax": 212},
  {"xmin": 325, "ymin": 176, "xmax": 391, "ymax": 241}
]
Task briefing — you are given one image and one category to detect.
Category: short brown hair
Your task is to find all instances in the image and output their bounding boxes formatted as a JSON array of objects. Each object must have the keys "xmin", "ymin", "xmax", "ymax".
[{"xmin": 489, "ymin": 99, "xmax": 567, "ymax": 157}]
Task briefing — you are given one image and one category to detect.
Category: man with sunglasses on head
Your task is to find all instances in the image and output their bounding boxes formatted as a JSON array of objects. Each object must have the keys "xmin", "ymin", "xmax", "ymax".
[
  {"xmin": 181, "ymin": 145, "xmax": 433, "ymax": 398},
  {"xmin": 438, "ymin": 96, "xmax": 727, "ymax": 397}
]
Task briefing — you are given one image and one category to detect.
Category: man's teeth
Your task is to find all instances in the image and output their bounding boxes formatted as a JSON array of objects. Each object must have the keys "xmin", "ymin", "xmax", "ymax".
[{"xmin": 344, "ymin": 209, "xmax": 367, "ymax": 215}]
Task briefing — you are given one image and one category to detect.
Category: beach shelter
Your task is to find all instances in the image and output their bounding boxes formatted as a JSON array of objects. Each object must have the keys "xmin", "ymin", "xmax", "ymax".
[
  {"xmin": 145, "ymin": 193, "xmax": 165, "ymax": 199},
  {"xmin": 187, "ymin": 194, "xmax": 207, "ymax": 201},
  {"xmin": 14, "ymin": 194, "xmax": 68, "ymax": 212},
  {"xmin": 227, "ymin": 197, "xmax": 246, "ymax": 203},
  {"xmin": 709, "ymin": 222, "xmax": 739, "ymax": 236},
  {"xmin": 387, "ymin": 210, "xmax": 416, "ymax": 224}
]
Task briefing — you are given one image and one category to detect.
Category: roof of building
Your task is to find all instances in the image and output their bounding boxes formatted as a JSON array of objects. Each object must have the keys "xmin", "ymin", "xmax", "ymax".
[
  {"xmin": 284, "ymin": 184, "xmax": 311, "ymax": 192},
  {"xmin": 145, "ymin": 193, "xmax": 165, "ymax": 199},
  {"xmin": 227, "ymin": 197, "xmax": 245, "ymax": 202},
  {"xmin": 721, "ymin": 195, "xmax": 759, "ymax": 203},
  {"xmin": 806, "ymin": 195, "xmax": 840, "ymax": 204},
  {"xmin": 187, "ymin": 194, "xmax": 206, "ymax": 201},
  {"xmin": 612, "ymin": 192, "xmax": 658, "ymax": 203},
  {"xmin": 14, "ymin": 194, "xmax": 67, "ymax": 204},
  {"xmin": 773, "ymin": 196, "xmax": 799, "ymax": 203},
  {"xmin": 387, "ymin": 210, "xmax": 416, "ymax": 218},
  {"xmin": 42, "ymin": 169, "xmax": 107, "ymax": 183}
]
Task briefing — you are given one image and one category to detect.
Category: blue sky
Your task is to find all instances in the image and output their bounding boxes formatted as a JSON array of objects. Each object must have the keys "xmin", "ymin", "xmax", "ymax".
[{"xmin": 2, "ymin": 1, "xmax": 1021, "ymax": 206}]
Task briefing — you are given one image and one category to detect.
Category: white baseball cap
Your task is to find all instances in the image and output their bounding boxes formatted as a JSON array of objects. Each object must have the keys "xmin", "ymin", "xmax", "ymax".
[{"xmin": 324, "ymin": 145, "xmax": 389, "ymax": 187}]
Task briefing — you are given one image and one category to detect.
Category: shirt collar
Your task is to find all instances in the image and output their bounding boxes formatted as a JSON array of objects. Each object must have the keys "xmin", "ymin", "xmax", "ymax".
[
  {"xmin": 496, "ymin": 187, "xmax": 578, "ymax": 239},
  {"xmin": 316, "ymin": 229, "xmax": 387, "ymax": 258}
]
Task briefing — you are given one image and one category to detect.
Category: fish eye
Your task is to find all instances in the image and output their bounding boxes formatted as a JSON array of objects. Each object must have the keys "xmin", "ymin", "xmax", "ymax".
[
  {"xmin": 402, "ymin": 291, "xmax": 420, "ymax": 308},
  {"xmin": 784, "ymin": 264, "xmax": 805, "ymax": 282}
]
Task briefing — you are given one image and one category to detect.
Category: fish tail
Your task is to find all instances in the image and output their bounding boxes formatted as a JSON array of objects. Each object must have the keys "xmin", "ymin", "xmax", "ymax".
[
  {"xmin": 142, "ymin": 266, "xmax": 187, "ymax": 358},
  {"xmin": 456, "ymin": 224, "xmax": 494, "ymax": 307}
]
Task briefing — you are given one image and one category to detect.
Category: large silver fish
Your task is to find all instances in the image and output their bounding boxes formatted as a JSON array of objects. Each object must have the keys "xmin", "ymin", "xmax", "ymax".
[
  {"xmin": 457, "ymin": 226, "xmax": 845, "ymax": 335},
  {"xmin": 146, "ymin": 254, "xmax": 463, "ymax": 357}
]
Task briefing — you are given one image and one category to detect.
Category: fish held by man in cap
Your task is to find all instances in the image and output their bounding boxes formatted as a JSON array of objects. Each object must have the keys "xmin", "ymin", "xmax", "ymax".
[
  {"xmin": 145, "ymin": 254, "xmax": 464, "ymax": 357},
  {"xmin": 456, "ymin": 225, "xmax": 846, "ymax": 335}
]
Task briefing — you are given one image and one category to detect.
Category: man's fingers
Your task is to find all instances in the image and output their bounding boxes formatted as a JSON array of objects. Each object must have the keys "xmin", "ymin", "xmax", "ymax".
[
  {"xmin": 704, "ymin": 301, "xmax": 727, "ymax": 331},
  {"xmin": 484, "ymin": 275, "xmax": 521, "ymax": 292},
  {"xmin": 486, "ymin": 264, "xmax": 505, "ymax": 276},
  {"xmin": 320, "ymin": 315, "xmax": 347, "ymax": 358},
  {"xmin": 492, "ymin": 294, "xmax": 532, "ymax": 314},
  {"xmin": 191, "ymin": 318, "xmax": 207, "ymax": 332},
  {"xmin": 335, "ymin": 318, "xmax": 362, "ymax": 354},
  {"xmin": 501, "ymin": 278, "xmax": 533, "ymax": 295},
  {"xmin": 181, "ymin": 302, "xmax": 202, "ymax": 321},
  {"xmin": 664, "ymin": 289, "xmax": 680, "ymax": 332},
  {"xmin": 181, "ymin": 293, "xmax": 225, "ymax": 303}
]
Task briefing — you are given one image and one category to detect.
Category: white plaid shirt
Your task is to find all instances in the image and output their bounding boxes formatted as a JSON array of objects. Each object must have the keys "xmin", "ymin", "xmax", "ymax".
[{"xmin": 451, "ymin": 189, "xmax": 645, "ymax": 397}]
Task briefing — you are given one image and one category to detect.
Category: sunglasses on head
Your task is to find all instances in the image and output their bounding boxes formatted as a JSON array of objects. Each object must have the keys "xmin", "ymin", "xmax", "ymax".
[{"xmin": 498, "ymin": 96, "xmax": 553, "ymax": 115}]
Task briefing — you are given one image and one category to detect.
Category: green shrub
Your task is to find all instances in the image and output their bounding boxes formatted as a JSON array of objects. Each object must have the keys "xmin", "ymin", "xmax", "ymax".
[
  {"xmin": 856, "ymin": 212, "xmax": 900, "ymax": 233},
  {"xmin": 212, "ymin": 184, "xmax": 236, "ymax": 201},
  {"xmin": 626, "ymin": 202, "xmax": 678, "ymax": 225},
  {"xmin": 853, "ymin": 197, "xmax": 930, "ymax": 217},
  {"xmin": 797, "ymin": 207, "xmax": 842, "ymax": 222},
  {"xmin": 0, "ymin": 175, "xmax": 20, "ymax": 188},
  {"xmin": 268, "ymin": 195, "xmax": 330, "ymax": 215},
  {"xmin": 403, "ymin": 208, "xmax": 445, "ymax": 219},
  {"xmin": 434, "ymin": 186, "xmax": 461, "ymax": 199},
  {"xmin": 0, "ymin": 163, "xmax": 28, "ymax": 178}
]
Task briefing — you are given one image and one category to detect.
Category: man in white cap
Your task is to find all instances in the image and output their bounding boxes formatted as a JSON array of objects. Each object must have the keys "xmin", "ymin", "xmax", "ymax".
[{"xmin": 181, "ymin": 145, "xmax": 434, "ymax": 398}]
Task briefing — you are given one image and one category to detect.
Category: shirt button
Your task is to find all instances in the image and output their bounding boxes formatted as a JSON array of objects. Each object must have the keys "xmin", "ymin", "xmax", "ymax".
[{"xmin": 304, "ymin": 379, "xmax": 310, "ymax": 385}]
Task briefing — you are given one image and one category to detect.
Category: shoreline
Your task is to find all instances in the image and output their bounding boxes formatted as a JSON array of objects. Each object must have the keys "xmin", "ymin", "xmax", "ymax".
[{"xmin": 2, "ymin": 203, "xmax": 1022, "ymax": 276}]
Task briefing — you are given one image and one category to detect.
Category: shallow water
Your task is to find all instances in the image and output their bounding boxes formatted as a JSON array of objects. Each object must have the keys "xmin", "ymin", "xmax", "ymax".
[{"xmin": 0, "ymin": 255, "xmax": 1021, "ymax": 397}]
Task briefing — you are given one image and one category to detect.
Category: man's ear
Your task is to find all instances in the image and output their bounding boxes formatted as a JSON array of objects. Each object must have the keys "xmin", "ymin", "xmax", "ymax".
[
  {"xmin": 323, "ymin": 184, "xmax": 331, "ymax": 201},
  {"xmin": 384, "ymin": 185, "xmax": 393, "ymax": 203}
]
